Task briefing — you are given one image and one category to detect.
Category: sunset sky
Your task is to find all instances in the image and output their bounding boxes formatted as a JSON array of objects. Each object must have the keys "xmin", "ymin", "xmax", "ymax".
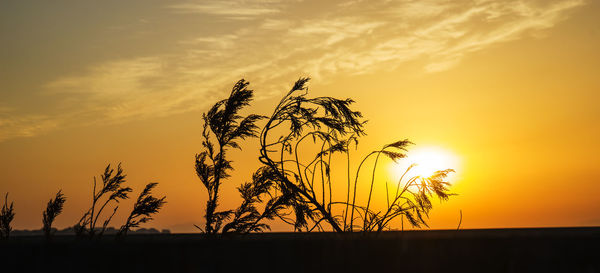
[{"xmin": 1, "ymin": 0, "xmax": 598, "ymax": 233}]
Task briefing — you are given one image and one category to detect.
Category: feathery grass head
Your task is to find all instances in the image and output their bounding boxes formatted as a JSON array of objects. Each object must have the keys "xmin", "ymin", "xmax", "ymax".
[
  {"xmin": 0, "ymin": 193, "xmax": 15, "ymax": 239},
  {"xmin": 42, "ymin": 190, "xmax": 66, "ymax": 238},
  {"xmin": 196, "ymin": 79, "xmax": 264, "ymax": 234},
  {"xmin": 75, "ymin": 163, "xmax": 132, "ymax": 238},
  {"xmin": 118, "ymin": 182, "xmax": 166, "ymax": 236}
]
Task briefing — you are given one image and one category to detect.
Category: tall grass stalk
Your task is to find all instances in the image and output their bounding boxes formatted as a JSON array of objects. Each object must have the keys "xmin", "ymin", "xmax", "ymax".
[
  {"xmin": 74, "ymin": 164, "xmax": 132, "ymax": 238},
  {"xmin": 118, "ymin": 182, "xmax": 166, "ymax": 236},
  {"xmin": 42, "ymin": 190, "xmax": 66, "ymax": 239},
  {"xmin": 0, "ymin": 193, "xmax": 15, "ymax": 239}
]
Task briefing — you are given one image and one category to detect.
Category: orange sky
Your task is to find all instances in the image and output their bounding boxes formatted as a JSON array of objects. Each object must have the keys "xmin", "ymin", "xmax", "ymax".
[{"xmin": 1, "ymin": 0, "xmax": 599, "ymax": 233}]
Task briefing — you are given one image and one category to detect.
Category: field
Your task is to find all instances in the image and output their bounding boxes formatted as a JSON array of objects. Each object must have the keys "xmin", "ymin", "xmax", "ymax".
[{"xmin": 1, "ymin": 227, "xmax": 599, "ymax": 273}]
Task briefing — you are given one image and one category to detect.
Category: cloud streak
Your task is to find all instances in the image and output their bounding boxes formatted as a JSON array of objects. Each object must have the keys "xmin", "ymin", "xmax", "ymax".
[
  {"xmin": 169, "ymin": 0, "xmax": 285, "ymax": 20},
  {"xmin": 2, "ymin": 0, "xmax": 585, "ymax": 141},
  {"xmin": 0, "ymin": 114, "xmax": 60, "ymax": 142}
]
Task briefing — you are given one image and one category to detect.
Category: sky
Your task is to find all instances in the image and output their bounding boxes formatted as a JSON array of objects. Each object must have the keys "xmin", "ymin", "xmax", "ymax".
[{"xmin": 1, "ymin": 0, "xmax": 599, "ymax": 233}]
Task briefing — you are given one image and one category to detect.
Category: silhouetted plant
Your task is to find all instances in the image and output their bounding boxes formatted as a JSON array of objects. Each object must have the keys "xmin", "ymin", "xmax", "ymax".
[
  {"xmin": 0, "ymin": 193, "xmax": 15, "ymax": 239},
  {"xmin": 118, "ymin": 182, "xmax": 166, "ymax": 236},
  {"xmin": 252, "ymin": 77, "xmax": 363, "ymax": 232},
  {"xmin": 368, "ymin": 167, "xmax": 454, "ymax": 232},
  {"xmin": 197, "ymin": 78, "xmax": 455, "ymax": 234},
  {"xmin": 195, "ymin": 79, "xmax": 266, "ymax": 234},
  {"xmin": 222, "ymin": 166, "xmax": 291, "ymax": 233},
  {"xmin": 42, "ymin": 190, "xmax": 66, "ymax": 239},
  {"xmin": 251, "ymin": 78, "xmax": 455, "ymax": 232},
  {"xmin": 75, "ymin": 164, "xmax": 132, "ymax": 238}
]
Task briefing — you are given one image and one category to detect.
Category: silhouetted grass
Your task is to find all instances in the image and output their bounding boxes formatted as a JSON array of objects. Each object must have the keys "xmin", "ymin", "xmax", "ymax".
[
  {"xmin": 195, "ymin": 79, "xmax": 267, "ymax": 234},
  {"xmin": 196, "ymin": 78, "xmax": 455, "ymax": 234},
  {"xmin": 118, "ymin": 182, "xmax": 166, "ymax": 237},
  {"xmin": 251, "ymin": 78, "xmax": 455, "ymax": 232},
  {"xmin": 42, "ymin": 190, "xmax": 66, "ymax": 239},
  {"xmin": 74, "ymin": 164, "xmax": 132, "ymax": 238},
  {"xmin": 2, "ymin": 164, "xmax": 166, "ymax": 240},
  {"xmin": 0, "ymin": 193, "xmax": 15, "ymax": 239}
]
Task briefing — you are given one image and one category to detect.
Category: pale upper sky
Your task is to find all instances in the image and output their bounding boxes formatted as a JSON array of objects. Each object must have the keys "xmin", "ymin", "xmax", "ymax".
[{"xmin": 1, "ymin": 0, "xmax": 598, "ymax": 232}]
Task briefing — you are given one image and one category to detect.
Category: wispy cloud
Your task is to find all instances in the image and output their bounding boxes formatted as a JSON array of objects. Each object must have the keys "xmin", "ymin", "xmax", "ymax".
[
  {"xmin": 2, "ymin": 0, "xmax": 585, "ymax": 141},
  {"xmin": 0, "ymin": 105, "xmax": 12, "ymax": 114},
  {"xmin": 45, "ymin": 57, "xmax": 227, "ymax": 123},
  {"xmin": 169, "ymin": 0, "xmax": 285, "ymax": 20},
  {"xmin": 0, "ymin": 114, "xmax": 60, "ymax": 142}
]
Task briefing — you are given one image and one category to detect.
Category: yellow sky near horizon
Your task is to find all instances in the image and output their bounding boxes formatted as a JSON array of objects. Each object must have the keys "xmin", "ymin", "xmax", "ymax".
[{"xmin": 1, "ymin": 0, "xmax": 599, "ymax": 233}]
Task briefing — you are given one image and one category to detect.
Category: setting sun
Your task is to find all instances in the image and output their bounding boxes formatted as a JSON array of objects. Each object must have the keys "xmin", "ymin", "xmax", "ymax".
[{"xmin": 390, "ymin": 146, "xmax": 460, "ymax": 181}]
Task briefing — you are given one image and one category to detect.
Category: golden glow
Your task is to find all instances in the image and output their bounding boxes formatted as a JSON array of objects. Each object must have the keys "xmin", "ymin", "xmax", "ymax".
[
  {"xmin": 1, "ymin": 1, "xmax": 599, "ymax": 232},
  {"xmin": 390, "ymin": 146, "xmax": 460, "ymax": 181}
]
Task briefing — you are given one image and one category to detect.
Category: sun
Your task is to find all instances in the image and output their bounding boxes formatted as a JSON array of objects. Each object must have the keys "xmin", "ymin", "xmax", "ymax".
[{"xmin": 389, "ymin": 146, "xmax": 460, "ymax": 180}]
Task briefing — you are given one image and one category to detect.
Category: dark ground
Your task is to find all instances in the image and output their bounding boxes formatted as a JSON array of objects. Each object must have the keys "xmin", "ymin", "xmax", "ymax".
[{"xmin": 1, "ymin": 227, "xmax": 599, "ymax": 273}]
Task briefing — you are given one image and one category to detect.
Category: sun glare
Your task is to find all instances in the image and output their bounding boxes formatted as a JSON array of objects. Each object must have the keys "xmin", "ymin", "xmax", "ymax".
[{"xmin": 390, "ymin": 146, "xmax": 460, "ymax": 181}]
